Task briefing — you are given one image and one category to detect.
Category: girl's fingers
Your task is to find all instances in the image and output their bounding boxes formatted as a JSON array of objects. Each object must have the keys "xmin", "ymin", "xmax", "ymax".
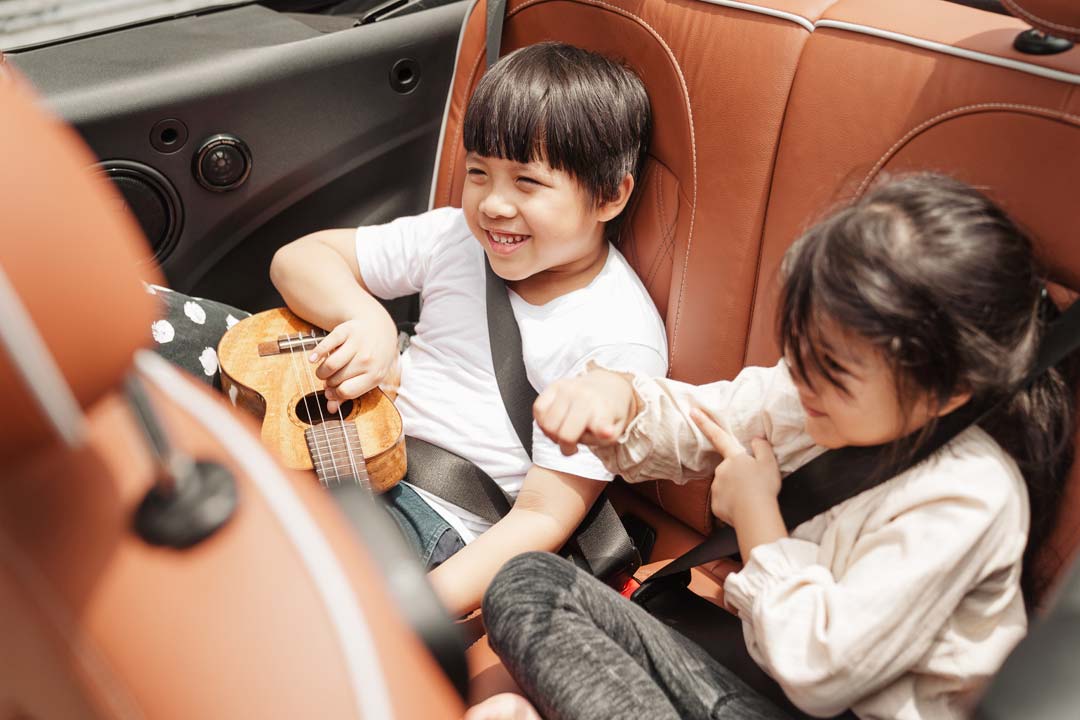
[
  {"xmin": 750, "ymin": 437, "xmax": 779, "ymax": 470},
  {"xmin": 690, "ymin": 406, "xmax": 746, "ymax": 458}
]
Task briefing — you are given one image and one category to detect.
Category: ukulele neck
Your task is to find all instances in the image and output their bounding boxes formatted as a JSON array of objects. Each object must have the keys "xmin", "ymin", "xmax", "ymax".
[{"xmin": 304, "ymin": 420, "xmax": 371, "ymax": 490}]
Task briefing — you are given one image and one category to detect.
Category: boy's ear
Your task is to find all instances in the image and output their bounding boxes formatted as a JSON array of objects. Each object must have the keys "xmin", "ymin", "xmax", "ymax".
[{"xmin": 596, "ymin": 174, "xmax": 635, "ymax": 222}]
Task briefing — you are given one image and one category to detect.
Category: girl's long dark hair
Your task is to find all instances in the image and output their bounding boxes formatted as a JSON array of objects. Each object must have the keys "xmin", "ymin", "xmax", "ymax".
[{"xmin": 779, "ymin": 173, "xmax": 1077, "ymax": 607}]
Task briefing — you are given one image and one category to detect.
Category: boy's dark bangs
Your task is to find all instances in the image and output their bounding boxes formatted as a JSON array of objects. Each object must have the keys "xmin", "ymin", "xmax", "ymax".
[{"xmin": 463, "ymin": 86, "xmax": 553, "ymax": 168}]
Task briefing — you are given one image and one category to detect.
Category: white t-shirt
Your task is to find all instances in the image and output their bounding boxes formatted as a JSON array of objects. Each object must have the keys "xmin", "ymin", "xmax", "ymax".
[{"xmin": 356, "ymin": 206, "xmax": 668, "ymax": 542}]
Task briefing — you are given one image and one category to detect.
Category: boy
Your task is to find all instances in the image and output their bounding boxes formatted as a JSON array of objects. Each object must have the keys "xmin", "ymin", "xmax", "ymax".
[{"xmin": 269, "ymin": 42, "xmax": 667, "ymax": 617}]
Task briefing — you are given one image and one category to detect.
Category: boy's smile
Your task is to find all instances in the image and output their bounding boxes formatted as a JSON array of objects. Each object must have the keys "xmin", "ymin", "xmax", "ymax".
[{"xmin": 461, "ymin": 152, "xmax": 631, "ymax": 304}]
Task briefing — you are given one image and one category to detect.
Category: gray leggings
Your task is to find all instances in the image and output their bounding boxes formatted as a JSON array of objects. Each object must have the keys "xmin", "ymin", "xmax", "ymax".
[{"xmin": 483, "ymin": 552, "xmax": 791, "ymax": 720}]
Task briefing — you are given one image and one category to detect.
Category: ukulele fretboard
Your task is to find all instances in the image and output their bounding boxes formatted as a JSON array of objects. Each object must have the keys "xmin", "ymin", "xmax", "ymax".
[{"xmin": 304, "ymin": 420, "xmax": 371, "ymax": 490}]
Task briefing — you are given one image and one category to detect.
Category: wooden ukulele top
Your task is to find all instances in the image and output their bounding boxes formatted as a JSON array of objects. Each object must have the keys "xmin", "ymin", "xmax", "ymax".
[{"xmin": 217, "ymin": 307, "xmax": 405, "ymax": 492}]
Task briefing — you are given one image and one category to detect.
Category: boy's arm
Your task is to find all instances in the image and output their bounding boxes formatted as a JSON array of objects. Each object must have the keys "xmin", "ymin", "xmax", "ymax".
[
  {"xmin": 426, "ymin": 465, "xmax": 604, "ymax": 618},
  {"xmin": 269, "ymin": 229, "xmax": 399, "ymax": 404}
]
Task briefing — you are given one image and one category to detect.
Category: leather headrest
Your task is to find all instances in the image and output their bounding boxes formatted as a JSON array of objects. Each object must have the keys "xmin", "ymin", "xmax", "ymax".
[
  {"xmin": 1003, "ymin": 0, "xmax": 1080, "ymax": 41},
  {"xmin": 0, "ymin": 72, "xmax": 161, "ymax": 462}
]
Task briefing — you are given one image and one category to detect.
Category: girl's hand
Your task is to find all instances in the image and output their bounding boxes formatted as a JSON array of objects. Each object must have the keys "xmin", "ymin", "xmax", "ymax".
[
  {"xmin": 308, "ymin": 314, "xmax": 399, "ymax": 413},
  {"xmin": 533, "ymin": 367, "xmax": 639, "ymax": 455},
  {"xmin": 691, "ymin": 406, "xmax": 781, "ymax": 526}
]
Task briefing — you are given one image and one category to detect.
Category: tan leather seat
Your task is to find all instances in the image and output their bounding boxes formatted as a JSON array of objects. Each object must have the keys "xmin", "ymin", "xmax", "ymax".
[
  {"xmin": 432, "ymin": 6, "xmax": 1080, "ymax": 687},
  {"xmin": 0, "ymin": 71, "xmax": 463, "ymax": 719},
  {"xmin": 746, "ymin": 0, "xmax": 1080, "ymax": 604}
]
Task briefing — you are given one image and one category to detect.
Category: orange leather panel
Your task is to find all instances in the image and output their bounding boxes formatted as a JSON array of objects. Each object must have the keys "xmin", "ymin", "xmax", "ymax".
[
  {"xmin": 1003, "ymin": 0, "xmax": 1080, "ymax": 41},
  {"xmin": 746, "ymin": 5, "xmax": 1080, "ymax": 367},
  {"xmin": 1, "ymin": 380, "xmax": 464, "ymax": 720},
  {"xmin": 0, "ymin": 69, "xmax": 161, "ymax": 462},
  {"xmin": 822, "ymin": 0, "xmax": 1080, "ymax": 76}
]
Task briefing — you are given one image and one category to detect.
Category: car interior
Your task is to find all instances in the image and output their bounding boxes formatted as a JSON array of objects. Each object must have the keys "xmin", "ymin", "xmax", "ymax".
[{"xmin": 3, "ymin": 0, "xmax": 1080, "ymax": 716}]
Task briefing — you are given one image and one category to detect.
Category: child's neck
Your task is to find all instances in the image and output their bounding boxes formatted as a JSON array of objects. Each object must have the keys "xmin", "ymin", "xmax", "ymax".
[{"xmin": 509, "ymin": 241, "xmax": 610, "ymax": 306}]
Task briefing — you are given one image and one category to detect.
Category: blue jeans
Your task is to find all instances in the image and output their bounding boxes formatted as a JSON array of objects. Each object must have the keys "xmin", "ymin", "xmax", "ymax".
[{"xmin": 381, "ymin": 483, "xmax": 465, "ymax": 570}]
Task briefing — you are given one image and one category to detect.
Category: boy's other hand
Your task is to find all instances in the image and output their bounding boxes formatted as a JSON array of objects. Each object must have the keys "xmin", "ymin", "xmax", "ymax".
[
  {"xmin": 533, "ymin": 367, "xmax": 639, "ymax": 456},
  {"xmin": 308, "ymin": 314, "xmax": 398, "ymax": 413}
]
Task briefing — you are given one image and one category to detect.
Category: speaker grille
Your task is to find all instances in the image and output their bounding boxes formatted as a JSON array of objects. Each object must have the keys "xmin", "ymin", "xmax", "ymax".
[{"xmin": 99, "ymin": 160, "xmax": 182, "ymax": 263}]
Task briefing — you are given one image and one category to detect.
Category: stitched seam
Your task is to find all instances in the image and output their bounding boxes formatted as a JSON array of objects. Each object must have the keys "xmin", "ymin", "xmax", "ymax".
[
  {"xmin": 1002, "ymin": 0, "xmax": 1080, "ymax": 35},
  {"xmin": 857, "ymin": 102, "xmax": 1080, "ymax": 197},
  {"xmin": 507, "ymin": 0, "xmax": 697, "ymax": 376},
  {"xmin": 645, "ymin": 165, "xmax": 677, "ymax": 288}
]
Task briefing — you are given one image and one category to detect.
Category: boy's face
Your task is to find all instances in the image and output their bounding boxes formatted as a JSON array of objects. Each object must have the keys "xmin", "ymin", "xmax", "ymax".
[{"xmin": 461, "ymin": 152, "xmax": 619, "ymax": 290}]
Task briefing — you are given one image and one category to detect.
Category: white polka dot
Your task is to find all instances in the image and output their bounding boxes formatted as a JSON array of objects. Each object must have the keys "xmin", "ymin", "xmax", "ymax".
[
  {"xmin": 199, "ymin": 347, "xmax": 219, "ymax": 376},
  {"xmin": 184, "ymin": 301, "xmax": 207, "ymax": 325},
  {"xmin": 151, "ymin": 320, "xmax": 175, "ymax": 344},
  {"xmin": 226, "ymin": 314, "xmax": 240, "ymax": 329}
]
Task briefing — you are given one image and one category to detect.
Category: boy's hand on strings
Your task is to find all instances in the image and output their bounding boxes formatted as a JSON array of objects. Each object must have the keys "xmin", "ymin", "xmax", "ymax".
[
  {"xmin": 534, "ymin": 367, "xmax": 639, "ymax": 456},
  {"xmin": 691, "ymin": 405, "xmax": 781, "ymax": 526},
  {"xmin": 308, "ymin": 315, "xmax": 399, "ymax": 414}
]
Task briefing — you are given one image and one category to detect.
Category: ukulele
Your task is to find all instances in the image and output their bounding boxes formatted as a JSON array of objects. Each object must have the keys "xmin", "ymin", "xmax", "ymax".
[{"xmin": 217, "ymin": 307, "xmax": 405, "ymax": 492}]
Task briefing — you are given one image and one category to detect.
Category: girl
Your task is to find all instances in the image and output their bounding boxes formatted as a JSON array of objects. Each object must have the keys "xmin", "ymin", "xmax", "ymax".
[{"xmin": 466, "ymin": 174, "xmax": 1076, "ymax": 720}]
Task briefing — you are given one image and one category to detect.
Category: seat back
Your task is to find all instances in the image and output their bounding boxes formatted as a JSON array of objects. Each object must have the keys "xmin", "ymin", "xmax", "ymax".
[
  {"xmin": 433, "ymin": 0, "xmax": 834, "ymax": 533},
  {"xmin": 0, "ymin": 70, "xmax": 464, "ymax": 719}
]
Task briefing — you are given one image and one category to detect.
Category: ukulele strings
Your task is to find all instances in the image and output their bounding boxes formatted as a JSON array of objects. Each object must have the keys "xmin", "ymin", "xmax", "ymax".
[
  {"xmin": 287, "ymin": 333, "xmax": 338, "ymax": 485},
  {"xmin": 301, "ymin": 329, "xmax": 364, "ymax": 488}
]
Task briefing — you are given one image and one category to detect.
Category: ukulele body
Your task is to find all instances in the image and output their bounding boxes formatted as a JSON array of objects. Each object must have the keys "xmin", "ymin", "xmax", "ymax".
[{"xmin": 217, "ymin": 307, "xmax": 405, "ymax": 492}]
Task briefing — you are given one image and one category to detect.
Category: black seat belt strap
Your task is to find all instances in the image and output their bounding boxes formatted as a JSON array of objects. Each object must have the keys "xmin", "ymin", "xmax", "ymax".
[
  {"xmin": 634, "ymin": 297, "xmax": 1080, "ymax": 604},
  {"xmin": 486, "ymin": 0, "xmax": 507, "ymax": 69},
  {"xmin": 485, "ymin": 257, "xmax": 536, "ymax": 455}
]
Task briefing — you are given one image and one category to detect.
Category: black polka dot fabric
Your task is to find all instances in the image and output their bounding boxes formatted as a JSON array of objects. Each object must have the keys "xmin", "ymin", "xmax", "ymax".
[{"xmin": 145, "ymin": 284, "xmax": 251, "ymax": 390}]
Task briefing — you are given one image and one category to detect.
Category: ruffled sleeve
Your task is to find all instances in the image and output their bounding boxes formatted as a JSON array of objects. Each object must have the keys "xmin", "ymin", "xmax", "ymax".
[{"xmin": 591, "ymin": 360, "xmax": 823, "ymax": 484}]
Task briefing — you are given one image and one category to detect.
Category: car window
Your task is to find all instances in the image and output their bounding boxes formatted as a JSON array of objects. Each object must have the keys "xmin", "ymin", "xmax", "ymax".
[{"xmin": 0, "ymin": 0, "xmax": 397, "ymax": 51}]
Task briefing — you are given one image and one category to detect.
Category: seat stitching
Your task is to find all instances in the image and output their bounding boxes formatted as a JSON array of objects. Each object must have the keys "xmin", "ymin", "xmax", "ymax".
[
  {"xmin": 857, "ymin": 102, "xmax": 1080, "ymax": 197},
  {"xmin": 507, "ymin": 0, "xmax": 697, "ymax": 376},
  {"xmin": 1001, "ymin": 0, "xmax": 1080, "ymax": 35},
  {"xmin": 645, "ymin": 165, "xmax": 677, "ymax": 288}
]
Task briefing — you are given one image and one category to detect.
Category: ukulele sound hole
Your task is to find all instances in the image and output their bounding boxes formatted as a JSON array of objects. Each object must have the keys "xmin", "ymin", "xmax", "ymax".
[{"xmin": 295, "ymin": 392, "xmax": 354, "ymax": 425}]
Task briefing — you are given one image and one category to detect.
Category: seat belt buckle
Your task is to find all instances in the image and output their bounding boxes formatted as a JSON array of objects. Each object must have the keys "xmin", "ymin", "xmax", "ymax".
[
  {"xmin": 629, "ymin": 568, "xmax": 692, "ymax": 607},
  {"xmin": 617, "ymin": 575, "xmax": 641, "ymax": 598}
]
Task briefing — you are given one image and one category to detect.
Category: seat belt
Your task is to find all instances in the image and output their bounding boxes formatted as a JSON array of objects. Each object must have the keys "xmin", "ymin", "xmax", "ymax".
[{"xmin": 633, "ymin": 295, "xmax": 1080, "ymax": 602}]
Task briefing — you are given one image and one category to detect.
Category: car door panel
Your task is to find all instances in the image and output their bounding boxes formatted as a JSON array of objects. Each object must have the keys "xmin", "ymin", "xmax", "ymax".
[{"xmin": 9, "ymin": 1, "xmax": 468, "ymax": 311}]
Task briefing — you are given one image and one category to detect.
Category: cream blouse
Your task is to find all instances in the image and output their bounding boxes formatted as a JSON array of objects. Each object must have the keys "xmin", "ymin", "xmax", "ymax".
[{"xmin": 593, "ymin": 361, "xmax": 1029, "ymax": 719}]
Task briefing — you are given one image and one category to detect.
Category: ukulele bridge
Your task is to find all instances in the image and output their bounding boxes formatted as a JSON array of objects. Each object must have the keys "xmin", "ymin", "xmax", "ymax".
[{"xmin": 258, "ymin": 331, "xmax": 328, "ymax": 357}]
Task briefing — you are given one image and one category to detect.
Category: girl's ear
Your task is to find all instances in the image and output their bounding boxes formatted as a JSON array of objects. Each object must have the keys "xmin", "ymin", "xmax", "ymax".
[
  {"xmin": 596, "ymin": 174, "xmax": 635, "ymax": 222},
  {"xmin": 936, "ymin": 390, "xmax": 973, "ymax": 417}
]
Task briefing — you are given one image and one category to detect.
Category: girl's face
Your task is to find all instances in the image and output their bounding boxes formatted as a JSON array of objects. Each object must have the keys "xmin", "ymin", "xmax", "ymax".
[{"xmin": 788, "ymin": 323, "xmax": 964, "ymax": 449}]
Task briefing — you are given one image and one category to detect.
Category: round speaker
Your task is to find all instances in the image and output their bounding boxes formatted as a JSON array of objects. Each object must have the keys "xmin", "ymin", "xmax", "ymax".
[{"xmin": 99, "ymin": 160, "xmax": 182, "ymax": 263}]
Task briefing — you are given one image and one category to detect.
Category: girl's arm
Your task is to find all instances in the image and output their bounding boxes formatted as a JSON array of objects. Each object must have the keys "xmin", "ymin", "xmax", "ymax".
[
  {"xmin": 536, "ymin": 361, "xmax": 820, "ymax": 484},
  {"xmin": 426, "ymin": 466, "xmax": 605, "ymax": 618}
]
